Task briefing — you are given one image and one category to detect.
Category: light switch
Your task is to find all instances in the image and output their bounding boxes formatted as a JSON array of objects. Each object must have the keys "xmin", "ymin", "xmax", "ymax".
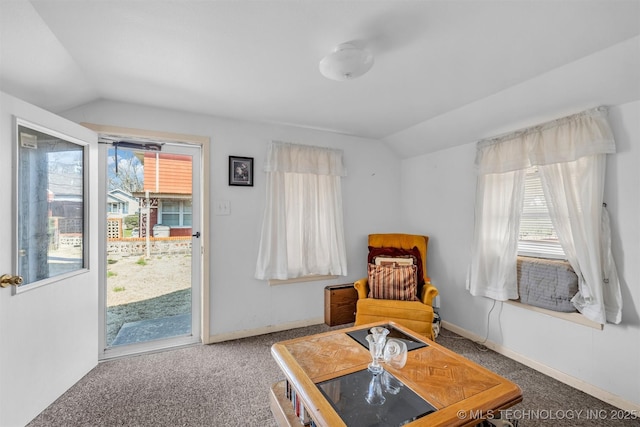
[{"xmin": 215, "ymin": 200, "xmax": 230, "ymax": 215}]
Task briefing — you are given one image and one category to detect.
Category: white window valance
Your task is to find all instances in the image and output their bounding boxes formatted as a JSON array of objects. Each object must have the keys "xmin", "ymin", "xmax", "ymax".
[
  {"xmin": 475, "ymin": 107, "xmax": 616, "ymax": 175},
  {"xmin": 264, "ymin": 140, "xmax": 347, "ymax": 176}
]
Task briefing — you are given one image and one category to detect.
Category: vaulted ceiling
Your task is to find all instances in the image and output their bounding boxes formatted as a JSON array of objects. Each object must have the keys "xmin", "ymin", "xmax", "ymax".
[{"xmin": 1, "ymin": 1, "xmax": 639, "ymax": 157}]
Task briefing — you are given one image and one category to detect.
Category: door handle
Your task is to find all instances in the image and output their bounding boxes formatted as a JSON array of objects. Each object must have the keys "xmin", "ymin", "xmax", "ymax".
[
  {"xmin": 0, "ymin": 274, "xmax": 23, "ymax": 288},
  {"xmin": 192, "ymin": 232, "xmax": 201, "ymax": 238}
]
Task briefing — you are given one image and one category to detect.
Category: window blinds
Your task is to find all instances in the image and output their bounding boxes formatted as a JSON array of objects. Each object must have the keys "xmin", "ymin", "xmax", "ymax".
[{"xmin": 518, "ymin": 167, "xmax": 566, "ymax": 258}]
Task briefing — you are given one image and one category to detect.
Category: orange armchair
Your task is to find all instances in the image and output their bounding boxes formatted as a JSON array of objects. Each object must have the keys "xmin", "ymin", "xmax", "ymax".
[{"xmin": 354, "ymin": 234, "xmax": 438, "ymax": 340}]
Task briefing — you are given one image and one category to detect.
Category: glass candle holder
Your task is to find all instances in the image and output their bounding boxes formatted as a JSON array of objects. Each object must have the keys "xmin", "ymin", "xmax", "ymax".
[
  {"xmin": 383, "ymin": 338, "xmax": 408, "ymax": 369},
  {"xmin": 365, "ymin": 334, "xmax": 384, "ymax": 374},
  {"xmin": 369, "ymin": 327, "xmax": 389, "ymax": 363}
]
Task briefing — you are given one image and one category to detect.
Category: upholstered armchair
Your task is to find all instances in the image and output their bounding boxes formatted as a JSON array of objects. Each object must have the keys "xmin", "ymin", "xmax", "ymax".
[{"xmin": 354, "ymin": 234, "xmax": 439, "ymax": 340}]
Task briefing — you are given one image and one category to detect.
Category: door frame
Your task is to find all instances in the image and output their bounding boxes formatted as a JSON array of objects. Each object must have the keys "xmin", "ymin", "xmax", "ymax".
[{"xmin": 84, "ymin": 123, "xmax": 210, "ymax": 360}]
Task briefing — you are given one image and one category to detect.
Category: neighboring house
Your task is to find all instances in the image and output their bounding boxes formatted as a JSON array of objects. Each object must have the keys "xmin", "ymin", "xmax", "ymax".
[
  {"xmin": 107, "ymin": 189, "xmax": 139, "ymax": 217},
  {"xmin": 132, "ymin": 152, "xmax": 193, "ymax": 237},
  {"xmin": 48, "ymin": 169, "xmax": 83, "ymax": 245}
]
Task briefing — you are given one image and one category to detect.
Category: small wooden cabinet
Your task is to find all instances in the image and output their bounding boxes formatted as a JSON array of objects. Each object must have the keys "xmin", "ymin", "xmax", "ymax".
[{"xmin": 324, "ymin": 284, "xmax": 358, "ymax": 326}]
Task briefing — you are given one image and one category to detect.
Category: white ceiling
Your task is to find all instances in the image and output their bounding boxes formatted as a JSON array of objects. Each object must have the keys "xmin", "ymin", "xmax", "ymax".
[{"xmin": 1, "ymin": 0, "xmax": 639, "ymax": 156}]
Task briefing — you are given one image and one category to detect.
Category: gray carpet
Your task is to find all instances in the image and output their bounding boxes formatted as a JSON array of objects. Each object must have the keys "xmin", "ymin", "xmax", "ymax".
[{"xmin": 27, "ymin": 325, "xmax": 639, "ymax": 427}]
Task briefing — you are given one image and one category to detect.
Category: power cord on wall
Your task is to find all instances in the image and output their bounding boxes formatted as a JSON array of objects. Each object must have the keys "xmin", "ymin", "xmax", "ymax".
[
  {"xmin": 475, "ymin": 299, "xmax": 497, "ymax": 350},
  {"xmin": 438, "ymin": 299, "xmax": 497, "ymax": 352}
]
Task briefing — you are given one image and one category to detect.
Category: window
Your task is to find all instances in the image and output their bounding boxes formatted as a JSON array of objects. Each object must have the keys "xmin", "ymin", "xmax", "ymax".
[
  {"xmin": 107, "ymin": 201, "xmax": 128, "ymax": 215},
  {"xmin": 469, "ymin": 107, "xmax": 621, "ymax": 324},
  {"xmin": 16, "ymin": 120, "xmax": 87, "ymax": 288},
  {"xmin": 160, "ymin": 200, "xmax": 192, "ymax": 226},
  {"xmin": 518, "ymin": 166, "xmax": 565, "ymax": 259},
  {"xmin": 255, "ymin": 141, "xmax": 347, "ymax": 281},
  {"xmin": 108, "ymin": 202, "xmax": 119, "ymax": 213}
]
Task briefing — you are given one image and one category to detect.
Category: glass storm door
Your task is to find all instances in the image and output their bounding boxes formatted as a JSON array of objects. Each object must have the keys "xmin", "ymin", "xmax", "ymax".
[{"xmin": 100, "ymin": 140, "xmax": 202, "ymax": 359}]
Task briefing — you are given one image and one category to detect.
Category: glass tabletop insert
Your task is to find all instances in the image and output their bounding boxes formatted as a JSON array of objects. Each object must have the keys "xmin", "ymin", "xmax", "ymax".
[
  {"xmin": 317, "ymin": 369, "xmax": 436, "ymax": 427},
  {"xmin": 346, "ymin": 324, "xmax": 428, "ymax": 352}
]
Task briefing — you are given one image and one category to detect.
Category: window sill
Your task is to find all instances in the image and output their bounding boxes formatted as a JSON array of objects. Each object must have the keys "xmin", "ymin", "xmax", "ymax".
[
  {"xmin": 269, "ymin": 275, "xmax": 338, "ymax": 286},
  {"xmin": 505, "ymin": 300, "xmax": 603, "ymax": 330}
]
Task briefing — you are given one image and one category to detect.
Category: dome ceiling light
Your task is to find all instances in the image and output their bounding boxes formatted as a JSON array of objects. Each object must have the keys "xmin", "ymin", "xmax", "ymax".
[{"xmin": 319, "ymin": 42, "xmax": 374, "ymax": 81}]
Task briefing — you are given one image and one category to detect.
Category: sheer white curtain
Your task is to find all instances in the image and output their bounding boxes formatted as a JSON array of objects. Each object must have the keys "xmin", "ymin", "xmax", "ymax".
[
  {"xmin": 255, "ymin": 141, "xmax": 348, "ymax": 280},
  {"xmin": 540, "ymin": 157, "xmax": 622, "ymax": 324},
  {"xmin": 468, "ymin": 107, "xmax": 622, "ymax": 324},
  {"xmin": 468, "ymin": 169, "xmax": 525, "ymax": 301}
]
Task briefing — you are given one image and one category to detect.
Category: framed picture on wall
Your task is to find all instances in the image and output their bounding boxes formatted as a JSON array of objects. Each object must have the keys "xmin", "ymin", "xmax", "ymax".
[{"xmin": 229, "ymin": 156, "xmax": 254, "ymax": 186}]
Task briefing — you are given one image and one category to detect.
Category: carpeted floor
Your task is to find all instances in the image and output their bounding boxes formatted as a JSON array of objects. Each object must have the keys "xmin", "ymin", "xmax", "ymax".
[{"xmin": 27, "ymin": 325, "xmax": 639, "ymax": 427}]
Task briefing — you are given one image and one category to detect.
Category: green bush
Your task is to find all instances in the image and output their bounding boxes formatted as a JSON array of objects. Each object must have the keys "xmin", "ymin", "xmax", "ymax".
[{"xmin": 124, "ymin": 214, "xmax": 139, "ymax": 229}]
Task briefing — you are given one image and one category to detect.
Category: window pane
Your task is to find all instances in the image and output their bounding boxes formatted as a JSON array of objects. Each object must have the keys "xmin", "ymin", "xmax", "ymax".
[
  {"xmin": 17, "ymin": 123, "xmax": 86, "ymax": 285},
  {"xmin": 518, "ymin": 167, "xmax": 565, "ymax": 258},
  {"xmin": 162, "ymin": 214, "xmax": 180, "ymax": 226},
  {"xmin": 162, "ymin": 200, "xmax": 180, "ymax": 212}
]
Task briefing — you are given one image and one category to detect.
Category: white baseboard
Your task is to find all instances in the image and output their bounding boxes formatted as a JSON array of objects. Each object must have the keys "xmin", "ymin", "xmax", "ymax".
[
  {"xmin": 207, "ymin": 317, "xmax": 325, "ymax": 343},
  {"xmin": 442, "ymin": 321, "xmax": 640, "ymax": 414}
]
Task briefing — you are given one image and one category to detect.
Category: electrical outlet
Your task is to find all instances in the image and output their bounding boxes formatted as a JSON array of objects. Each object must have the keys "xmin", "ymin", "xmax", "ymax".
[{"xmin": 214, "ymin": 200, "xmax": 230, "ymax": 215}]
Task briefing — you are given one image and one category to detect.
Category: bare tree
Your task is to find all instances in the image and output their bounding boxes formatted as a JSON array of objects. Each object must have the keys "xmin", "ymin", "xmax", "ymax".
[{"xmin": 108, "ymin": 149, "xmax": 143, "ymax": 193}]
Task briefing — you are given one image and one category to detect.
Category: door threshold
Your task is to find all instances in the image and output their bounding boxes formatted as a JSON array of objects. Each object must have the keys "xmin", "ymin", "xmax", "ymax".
[{"xmin": 100, "ymin": 336, "xmax": 201, "ymax": 361}]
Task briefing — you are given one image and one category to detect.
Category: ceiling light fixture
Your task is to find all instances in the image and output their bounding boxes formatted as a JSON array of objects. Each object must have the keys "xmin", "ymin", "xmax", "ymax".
[{"xmin": 319, "ymin": 42, "xmax": 374, "ymax": 82}]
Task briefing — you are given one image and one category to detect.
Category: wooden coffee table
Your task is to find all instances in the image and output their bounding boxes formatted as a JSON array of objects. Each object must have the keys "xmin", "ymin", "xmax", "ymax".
[{"xmin": 270, "ymin": 321, "xmax": 522, "ymax": 427}]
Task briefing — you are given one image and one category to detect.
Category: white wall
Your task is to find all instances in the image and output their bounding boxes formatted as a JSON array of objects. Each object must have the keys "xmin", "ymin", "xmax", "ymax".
[
  {"xmin": 62, "ymin": 100, "xmax": 404, "ymax": 339},
  {"xmin": 400, "ymin": 101, "xmax": 640, "ymax": 409}
]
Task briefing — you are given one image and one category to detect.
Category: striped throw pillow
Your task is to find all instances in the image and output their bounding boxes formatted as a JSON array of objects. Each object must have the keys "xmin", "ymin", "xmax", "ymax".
[{"xmin": 367, "ymin": 263, "xmax": 419, "ymax": 301}]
